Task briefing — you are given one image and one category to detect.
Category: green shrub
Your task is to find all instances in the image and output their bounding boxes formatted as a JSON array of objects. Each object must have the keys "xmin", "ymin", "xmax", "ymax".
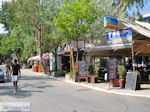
[
  {"xmin": 117, "ymin": 65, "xmax": 126, "ymax": 79},
  {"xmin": 69, "ymin": 71, "xmax": 75, "ymax": 79},
  {"xmin": 88, "ymin": 65, "xmax": 94, "ymax": 75}
]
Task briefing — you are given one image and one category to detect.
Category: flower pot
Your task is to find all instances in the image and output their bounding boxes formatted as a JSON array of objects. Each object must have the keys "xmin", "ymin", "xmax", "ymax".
[
  {"xmin": 89, "ymin": 77, "xmax": 98, "ymax": 83},
  {"xmin": 119, "ymin": 79, "xmax": 125, "ymax": 88},
  {"xmin": 110, "ymin": 79, "xmax": 119, "ymax": 87}
]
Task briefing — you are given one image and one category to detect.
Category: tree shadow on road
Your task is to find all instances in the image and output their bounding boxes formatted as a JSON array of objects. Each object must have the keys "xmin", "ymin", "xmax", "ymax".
[
  {"xmin": 0, "ymin": 88, "xmax": 42, "ymax": 98},
  {"xmin": 0, "ymin": 75, "xmax": 54, "ymax": 98}
]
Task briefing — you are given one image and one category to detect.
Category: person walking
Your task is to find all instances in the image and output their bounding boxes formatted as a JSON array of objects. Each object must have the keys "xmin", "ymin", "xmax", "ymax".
[
  {"xmin": 10, "ymin": 59, "xmax": 21, "ymax": 94},
  {"xmin": 5, "ymin": 61, "xmax": 10, "ymax": 80}
]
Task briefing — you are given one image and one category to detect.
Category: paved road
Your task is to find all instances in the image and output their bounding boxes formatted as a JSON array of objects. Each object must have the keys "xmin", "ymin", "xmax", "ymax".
[{"xmin": 0, "ymin": 66, "xmax": 150, "ymax": 112}]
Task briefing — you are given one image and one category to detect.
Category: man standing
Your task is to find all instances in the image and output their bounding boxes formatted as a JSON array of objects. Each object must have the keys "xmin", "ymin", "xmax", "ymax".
[{"xmin": 11, "ymin": 59, "xmax": 21, "ymax": 94}]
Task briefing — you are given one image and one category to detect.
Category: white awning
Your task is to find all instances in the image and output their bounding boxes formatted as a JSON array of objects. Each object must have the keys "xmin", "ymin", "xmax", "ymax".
[
  {"xmin": 119, "ymin": 19, "xmax": 150, "ymax": 38},
  {"xmin": 88, "ymin": 43, "xmax": 132, "ymax": 51},
  {"xmin": 135, "ymin": 21, "xmax": 150, "ymax": 31}
]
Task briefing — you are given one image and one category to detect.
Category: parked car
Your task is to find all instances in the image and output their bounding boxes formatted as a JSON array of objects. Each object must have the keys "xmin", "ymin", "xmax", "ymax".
[{"xmin": 0, "ymin": 69, "xmax": 4, "ymax": 83}]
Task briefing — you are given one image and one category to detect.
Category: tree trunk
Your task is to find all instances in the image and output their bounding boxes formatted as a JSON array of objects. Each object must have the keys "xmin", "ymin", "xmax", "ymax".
[
  {"xmin": 76, "ymin": 40, "xmax": 79, "ymax": 63},
  {"xmin": 38, "ymin": 25, "xmax": 47, "ymax": 74},
  {"xmin": 16, "ymin": 52, "xmax": 20, "ymax": 64},
  {"xmin": 71, "ymin": 49, "xmax": 75, "ymax": 71},
  {"xmin": 54, "ymin": 47, "xmax": 57, "ymax": 72}
]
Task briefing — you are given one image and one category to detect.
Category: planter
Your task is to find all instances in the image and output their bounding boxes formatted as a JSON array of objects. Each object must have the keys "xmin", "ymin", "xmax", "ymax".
[
  {"xmin": 110, "ymin": 79, "xmax": 119, "ymax": 87},
  {"xmin": 119, "ymin": 79, "xmax": 125, "ymax": 88},
  {"xmin": 88, "ymin": 77, "xmax": 98, "ymax": 83}
]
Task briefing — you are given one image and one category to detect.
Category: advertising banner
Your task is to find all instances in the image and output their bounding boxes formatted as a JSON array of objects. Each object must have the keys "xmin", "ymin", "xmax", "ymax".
[
  {"xmin": 104, "ymin": 17, "xmax": 118, "ymax": 29},
  {"xmin": 106, "ymin": 27, "xmax": 132, "ymax": 45},
  {"xmin": 108, "ymin": 61, "xmax": 117, "ymax": 80}
]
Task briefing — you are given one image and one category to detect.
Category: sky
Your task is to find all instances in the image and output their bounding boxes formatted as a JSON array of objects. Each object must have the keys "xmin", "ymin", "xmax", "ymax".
[
  {"xmin": 0, "ymin": 0, "xmax": 11, "ymax": 34},
  {"xmin": 0, "ymin": 0, "xmax": 150, "ymax": 34},
  {"xmin": 127, "ymin": 0, "xmax": 150, "ymax": 16}
]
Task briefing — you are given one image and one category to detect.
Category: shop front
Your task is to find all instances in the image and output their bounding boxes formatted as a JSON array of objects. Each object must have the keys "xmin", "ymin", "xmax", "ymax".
[{"xmin": 87, "ymin": 19, "xmax": 150, "ymax": 88}]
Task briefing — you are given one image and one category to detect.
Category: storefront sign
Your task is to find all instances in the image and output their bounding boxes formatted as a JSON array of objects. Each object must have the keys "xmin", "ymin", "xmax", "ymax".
[
  {"xmin": 126, "ymin": 72, "xmax": 137, "ymax": 90},
  {"xmin": 106, "ymin": 27, "xmax": 132, "ymax": 45},
  {"xmin": 104, "ymin": 17, "xmax": 118, "ymax": 29},
  {"xmin": 108, "ymin": 61, "xmax": 117, "ymax": 80},
  {"xmin": 78, "ymin": 61, "xmax": 88, "ymax": 77}
]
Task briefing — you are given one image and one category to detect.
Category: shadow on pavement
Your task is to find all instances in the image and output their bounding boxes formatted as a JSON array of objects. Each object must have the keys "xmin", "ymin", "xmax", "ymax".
[
  {"xmin": 20, "ymin": 76, "xmax": 50, "ymax": 81},
  {"xmin": 0, "ymin": 75, "xmax": 54, "ymax": 98}
]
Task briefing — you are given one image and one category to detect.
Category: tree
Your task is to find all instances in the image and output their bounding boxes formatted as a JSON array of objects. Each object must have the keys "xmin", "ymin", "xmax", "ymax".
[
  {"xmin": 87, "ymin": 0, "xmax": 127, "ymax": 44},
  {"xmin": 54, "ymin": 0, "xmax": 102, "ymax": 68},
  {"xmin": 0, "ymin": 28, "xmax": 24, "ymax": 63},
  {"xmin": 0, "ymin": 0, "xmax": 62, "ymax": 72}
]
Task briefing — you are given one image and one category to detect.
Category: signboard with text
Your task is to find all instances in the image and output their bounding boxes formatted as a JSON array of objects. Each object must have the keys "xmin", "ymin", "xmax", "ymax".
[
  {"xmin": 126, "ymin": 72, "xmax": 137, "ymax": 90},
  {"xmin": 78, "ymin": 61, "xmax": 88, "ymax": 77},
  {"xmin": 104, "ymin": 17, "xmax": 118, "ymax": 29},
  {"xmin": 106, "ymin": 27, "xmax": 132, "ymax": 45},
  {"xmin": 108, "ymin": 61, "xmax": 117, "ymax": 80}
]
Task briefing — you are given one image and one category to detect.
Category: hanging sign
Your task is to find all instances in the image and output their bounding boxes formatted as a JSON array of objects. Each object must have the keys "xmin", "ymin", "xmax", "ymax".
[
  {"xmin": 106, "ymin": 27, "xmax": 132, "ymax": 45},
  {"xmin": 104, "ymin": 17, "xmax": 119, "ymax": 29}
]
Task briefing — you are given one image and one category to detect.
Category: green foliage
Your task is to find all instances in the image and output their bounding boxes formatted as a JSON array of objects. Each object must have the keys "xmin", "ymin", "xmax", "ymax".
[
  {"xmin": 117, "ymin": 65, "xmax": 126, "ymax": 79},
  {"xmin": 69, "ymin": 71, "xmax": 75, "ymax": 79},
  {"xmin": 54, "ymin": 0, "xmax": 101, "ymax": 41},
  {"xmin": 88, "ymin": 65, "xmax": 95, "ymax": 75},
  {"xmin": 0, "ymin": 0, "xmax": 62, "ymax": 64},
  {"xmin": 88, "ymin": 0, "xmax": 127, "ymax": 44},
  {"xmin": 0, "ymin": 0, "xmax": 144, "ymax": 64},
  {"xmin": 117, "ymin": 65, "xmax": 126, "ymax": 75}
]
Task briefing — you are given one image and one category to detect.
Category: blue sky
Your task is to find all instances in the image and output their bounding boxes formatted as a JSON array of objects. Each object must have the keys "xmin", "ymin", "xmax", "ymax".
[
  {"xmin": 0, "ymin": 0, "xmax": 11, "ymax": 34},
  {"xmin": 0, "ymin": 0, "xmax": 150, "ymax": 34},
  {"xmin": 127, "ymin": 0, "xmax": 150, "ymax": 16}
]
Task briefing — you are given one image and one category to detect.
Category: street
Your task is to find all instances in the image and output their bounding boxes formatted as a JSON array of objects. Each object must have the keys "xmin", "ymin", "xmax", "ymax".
[{"xmin": 0, "ymin": 67, "xmax": 150, "ymax": 112}]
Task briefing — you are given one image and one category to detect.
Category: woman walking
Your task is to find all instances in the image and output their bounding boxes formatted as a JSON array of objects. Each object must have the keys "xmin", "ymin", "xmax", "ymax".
[{"xmin": 5, "ymin": 62, "xmax": 10, "ymax": 80}]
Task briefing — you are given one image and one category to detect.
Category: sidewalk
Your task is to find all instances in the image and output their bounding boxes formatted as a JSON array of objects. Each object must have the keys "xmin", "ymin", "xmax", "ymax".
[
  {"xmin": 23, "ymin": 69, "xmax": 150, "ymax": 98},
  {"xmin": 65, "ymin": 80, "xmax": 150, "ymax": 98}
]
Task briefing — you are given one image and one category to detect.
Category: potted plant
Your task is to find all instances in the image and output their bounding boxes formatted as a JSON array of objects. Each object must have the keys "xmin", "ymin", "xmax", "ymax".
[
  {"xmin": 117, "ymin": 65, "xmax": 126, "ymax": 88},
  {"xmin": 88, "ymin": 65, "xmax": 94, "ymax": 75},
  {"xmin": 88, "ymin": 74, "xmax": 98, "ymax": 83},
  {"xmin": 67, "ymin": 70, "xmax": 78, "ymax": 82},
  {"xmin": 88, "ymin": 65, "xmax": 98, "ymax": 83},
  {"xmin": 109, "ymin": 72, "xmax": 119, "ymax": 87}
]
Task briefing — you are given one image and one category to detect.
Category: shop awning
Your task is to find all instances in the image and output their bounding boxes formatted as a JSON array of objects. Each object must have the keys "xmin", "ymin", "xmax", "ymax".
[
  {"xmin": 135, "ymin": 21, "xmax": 150, "ymax": 30},
  {"xmin": 89, "ymin": 43, "xmax": 132, "ymax": 51},
  {"xmin": 88, "ymin": 19, "xmax": 150, "ymax": 57},
  {"xmin": 119, "ymin": 19, "xmax": 150, "ymax": 38},
  {"xmin": 88, "ymin": 40, "xmax": 150, "ymax": 56}
]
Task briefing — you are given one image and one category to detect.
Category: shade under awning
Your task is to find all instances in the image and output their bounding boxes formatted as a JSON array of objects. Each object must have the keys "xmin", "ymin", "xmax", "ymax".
[{"xmin": 88, "ymin": 40, "xmax": 150, "ymax": 57}]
